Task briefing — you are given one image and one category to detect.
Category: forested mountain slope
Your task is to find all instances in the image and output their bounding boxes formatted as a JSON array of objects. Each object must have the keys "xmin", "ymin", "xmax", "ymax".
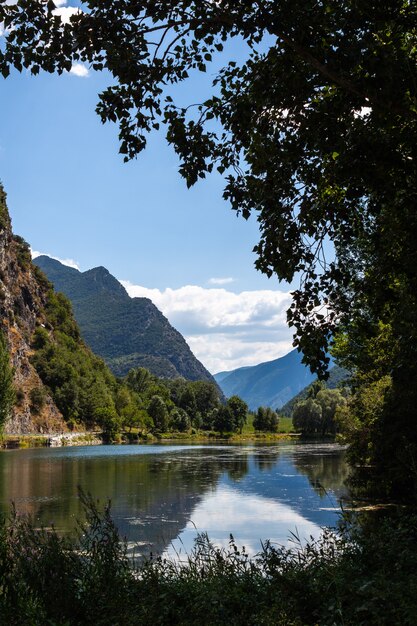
[{"xmin": 34, "ymin": 255, "xmax": 216, "ymax": 385}]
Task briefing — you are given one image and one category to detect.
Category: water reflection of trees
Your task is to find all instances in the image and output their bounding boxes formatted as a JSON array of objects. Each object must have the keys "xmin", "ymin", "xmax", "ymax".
[
  {"xmin": 225, "ymin": 455, "xmax": 249, "ymax": 481},
  {"xmin": 0, "ymin": 446, "xmax": 349, "ymax": 556},
  {"xmin": 292, "ymin": 449, "xmax": 349, "ymax": 498},
  {"xmin": 253, "ymin": 448, "xmax": 281, "ymax": 472},
  {"xmin": 0, "ymin": 448, "xmax": 249, "ymax": 557}
]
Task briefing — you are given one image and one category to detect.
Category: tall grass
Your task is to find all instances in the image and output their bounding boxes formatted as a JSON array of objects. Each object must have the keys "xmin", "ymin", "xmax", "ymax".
[{"xmin": 0, "ymin": 493, "xmax": 416, "ymax": 625}]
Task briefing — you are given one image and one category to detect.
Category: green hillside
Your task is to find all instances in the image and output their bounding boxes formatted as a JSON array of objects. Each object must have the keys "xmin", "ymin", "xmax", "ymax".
[{"xmin": 34, "ymin": 256, "xmax": 217, "ymax": 385}]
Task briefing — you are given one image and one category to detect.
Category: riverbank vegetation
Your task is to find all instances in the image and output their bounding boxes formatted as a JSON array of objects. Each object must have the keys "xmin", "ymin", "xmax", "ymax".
[{"xmin": 0, "ymin": 493, "xmax": 416, "ymax": 626}]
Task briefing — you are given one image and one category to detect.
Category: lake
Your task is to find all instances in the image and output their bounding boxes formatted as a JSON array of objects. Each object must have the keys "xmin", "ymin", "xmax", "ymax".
[{"xmin": 0, "ymin": 442, "xmax": 348, "ymax": 559}]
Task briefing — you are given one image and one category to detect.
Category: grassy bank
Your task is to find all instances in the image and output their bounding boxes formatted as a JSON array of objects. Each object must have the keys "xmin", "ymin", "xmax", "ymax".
[
  {"xmin": 0, "ymin": 432, "xmax": 102, "ymax": 449},
  {"xmin": 0, "ymin": 419, "xmax": 298, "ymax": 449},
  {"xmin": 0, "ymin": 493, "xmax": 415, "ymax": 625},
  {"xmin": 0, "ymin": 434, "xmax": 50, "ymax": 449},
  {"xmin": 155, "ymin": 431, "xmax": 298, "ymax": 443}
]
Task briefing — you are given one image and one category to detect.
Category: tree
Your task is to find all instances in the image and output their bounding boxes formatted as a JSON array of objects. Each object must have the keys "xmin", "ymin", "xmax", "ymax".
[
  {"xmin": 125, "ymin": 367, "xmax": 154, "ymax": 395},
  {"xmin": 201, "ymin": 407, "xmax": 218, "ymax": 431},
  {"xmin": 316, "ymin": 388, "xmax": 346, "ymax": 436},
  {"xmin": 226, "ymin": 395, "xmax": 248, "ymax": 434},
  {"xmin": 333, "ymin": 361, "xmax": 395, "ymax": 497},
  {"xmin": 147, "ymin": 395, "xmax": 169, "ymax": 432},
  {"xmin": 189, "ymin": 381, "xmax": 220, "ymax": 417},
  {"xmin": 213, "ymin": 405, "xmax": 235, "ymax": 434},
  {"xmin": 178, "ymin": 386, "xmax": 197, "ymax": 420},
  {"xmin": 120, "ymin": 401, "xmax": 144, "ymax": 433},
  {"xmin": 293, "ymin": 388, "xmax": 346, "ymax": 436},
  {"xmin": 253, "ymin": 406, "xmax": 279, "ymax": 433},
  {"xmin": 170, "ymin": 407, "xmax": 191, "ymax": 432},
  {"xmin": 0, "ymin": 331, "xmax": 14, "ymax": 430},
  {"xmin": 293, "ymin": 399, "xmax": 322, "ymax": 436},
  {"xmin": 94, "ymin": 406, "xmax": 120, "ymax": 443},
  {"xmin": 3, "ymin": 1, "xmax": 417, "ymax": 498},
  {"xmin": 29, "ymin": 387, "xmax": 46, "ymax": 414},
  {"xmin": 115, "ymin": 387, "xmax": 131, "ymax": 414}
]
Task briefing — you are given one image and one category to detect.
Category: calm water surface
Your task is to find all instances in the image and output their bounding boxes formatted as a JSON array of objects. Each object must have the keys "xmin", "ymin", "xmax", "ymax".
[{"xmin": 0, "ymin": 442, "xmax": 348, "ymax": 558}]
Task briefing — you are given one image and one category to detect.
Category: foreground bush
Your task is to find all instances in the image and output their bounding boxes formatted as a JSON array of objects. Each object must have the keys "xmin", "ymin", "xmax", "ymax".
[{"xmin": 0, "ymin": 494, "xmax": 416, "ymax": 626}]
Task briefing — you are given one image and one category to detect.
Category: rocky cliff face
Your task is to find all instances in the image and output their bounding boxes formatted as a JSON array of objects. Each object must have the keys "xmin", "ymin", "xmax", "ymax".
[{"xmin": 0, "ymin": 186, "xmax": 66, "ymax": 433}]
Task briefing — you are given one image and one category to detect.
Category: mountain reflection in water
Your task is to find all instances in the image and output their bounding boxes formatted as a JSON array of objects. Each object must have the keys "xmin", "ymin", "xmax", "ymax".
[{"xmin": 0, "ymin": 443, "xmax": 347, "ymax": 558}]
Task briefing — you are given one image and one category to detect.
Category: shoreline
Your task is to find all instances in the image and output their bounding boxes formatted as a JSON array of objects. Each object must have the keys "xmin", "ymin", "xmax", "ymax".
[
  {"xmin": 0, "ymin": 430, "xmax": 304, "ymax": 450},
  {"xmin": 0, "ymin": 432, "xmax": 103, "ymax": 449}
]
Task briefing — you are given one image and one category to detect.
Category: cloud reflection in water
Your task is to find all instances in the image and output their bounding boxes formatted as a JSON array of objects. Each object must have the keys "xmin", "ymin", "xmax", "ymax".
[{"xmin": 166, "ymin": 484, "xmax": 322, "ymax": 559}]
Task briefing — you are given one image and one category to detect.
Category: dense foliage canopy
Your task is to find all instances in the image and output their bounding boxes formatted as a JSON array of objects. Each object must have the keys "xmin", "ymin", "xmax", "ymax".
[
  {"xmin": 0, "ymin": 331, "xmax": 15, "ymax": 431},
  {"xmin": 292, "ymin": 385, "xmax": 346, "ymax": 436},
  {"xmin": 2, "ymin": 0, "xmax": 417, "ymax": 498},
  {"xmin": 253, "ymin": 406, "xmax": 279, "ymax": 433}
]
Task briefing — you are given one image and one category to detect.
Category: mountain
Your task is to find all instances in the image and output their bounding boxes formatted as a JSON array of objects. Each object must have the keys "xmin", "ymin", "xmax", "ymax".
[
  {"xmin": 214, "ymin": 351, "xmax": 346, "ymax": 412},
  {"xmin": 0, "ymin": 185, "xmax": 123, "ymax": 434},
  {"xmin": 34, "ymin": 255, "xmax": 217, "ymax": 385},
  {"xmin": 214, "ymin": 350, "xmax": 319, "ymax": 410}
]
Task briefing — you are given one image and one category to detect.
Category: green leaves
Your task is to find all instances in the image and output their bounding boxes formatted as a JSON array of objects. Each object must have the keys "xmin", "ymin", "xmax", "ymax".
[{"xmin": 0, "ymin": 331, "xmax": 15, "ymax": 431}]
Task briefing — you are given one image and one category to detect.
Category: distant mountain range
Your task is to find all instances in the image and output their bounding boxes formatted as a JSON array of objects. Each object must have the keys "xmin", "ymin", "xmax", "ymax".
[
  {"xmin": 34, "ymin": 256, "xmax": 217, "ymax": 384},
  {"xmin": 214, "ymin": 350, "xmax": 344, "ymax": 411},
  {"xmin": 214, "ymin": 349, "xmax": 317, "ymax": 410}
]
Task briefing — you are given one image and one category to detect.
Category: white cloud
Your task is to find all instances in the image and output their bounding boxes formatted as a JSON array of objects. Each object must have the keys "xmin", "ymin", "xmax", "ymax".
[
  {"xmin": 1, "ymin": 3, "xmax": 78, "ymax": 40},
  {"xmin": 31, "ymin": 250, "xmax": 80, "ymax": 271},
  {"xmin": 208, "ymin": 277, "xmax": 234, "ymax": 285},
  {"xmin": 121, "ymin": 281, "xmax": 294, "ymax": 372},
  {"xmin": 69, "ymin": 62, "xmax": 89, "ymax": 78},
  {"xmin": 186, "ymin": 334, "xmax": 294, "ymax": 374},
  {"xmin": 52, "ymin": 6, "xmax": 80, "ymax": 24}
]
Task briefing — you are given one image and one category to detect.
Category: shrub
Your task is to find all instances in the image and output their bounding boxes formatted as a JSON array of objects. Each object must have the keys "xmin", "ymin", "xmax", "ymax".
[
  {"xmin": 15, "ymin": 387, "xmax": 24, "ymax": 406},
  {"xmin": 253, "ymin": 406, "xmax": 279, "ymax": 432},
  {"xmin": 13, "ymin": 235, "xmax": 31, "ymax": 269},
  {"xmin": 0, "ymin": 331, "xmax": 14, "ymax": 430},
  {"xmin": 29, "ymin": 387, "xmax": 46, "ymax": 414}
]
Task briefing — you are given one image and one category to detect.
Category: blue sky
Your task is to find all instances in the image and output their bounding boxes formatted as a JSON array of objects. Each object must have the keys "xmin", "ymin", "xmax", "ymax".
[{"xmin": 0, "ymin": 4, "xmax": 295, "ymax": 373}]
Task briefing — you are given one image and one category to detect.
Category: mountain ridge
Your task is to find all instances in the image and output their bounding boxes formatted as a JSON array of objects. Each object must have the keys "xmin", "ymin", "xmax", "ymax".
[
  {"xmin": 214, "ymin": 349, "xmax": 318, "ymax": 410},
  {"xmin": 34, "ymin": 255, "xmax": 217, "ymax": 385}
]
